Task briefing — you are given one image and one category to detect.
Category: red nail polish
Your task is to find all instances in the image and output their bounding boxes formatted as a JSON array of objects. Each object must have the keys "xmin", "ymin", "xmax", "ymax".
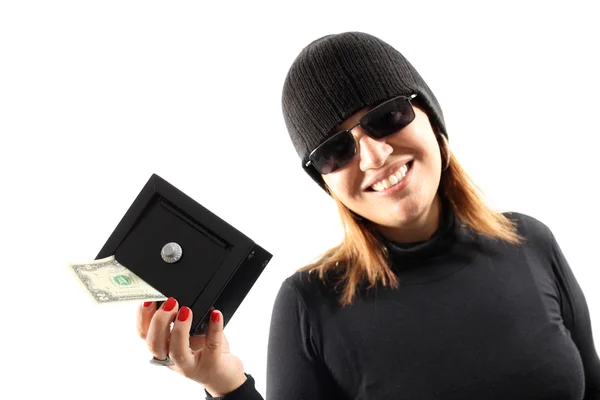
[
  {"xmin": 211, "ymin": 310, "xmax": 220, "ymax": 323},
  {"xmin": 178, "ymin": 307, "xmax": 190, "ymax": 322},
  {"xmin": 143, "ymin": 302, "xmax": 152, "ymax": 307},
  {"xmin": 162, "ymin": 297, "xmax": 176, "ymax": 312}
]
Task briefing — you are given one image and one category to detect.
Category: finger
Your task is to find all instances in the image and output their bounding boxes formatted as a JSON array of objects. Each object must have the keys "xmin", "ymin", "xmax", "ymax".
[
  {"xmin": 202, "ymin": 310, "xmax": 224, "ymax": 364},
  {"xmin": 189, "ymin": 335, "xmax": 206, "ymax": 351},
  {"xmin": 169, "ymin": 306, "xmax": 196, "ymax": 371},
  {"xmin": 146, "ymin": 297, "xmax": 178, "ymax": 361},
  {"xmin": 136, "ymin": 301, "xmax": 157, "ymax": 340}
]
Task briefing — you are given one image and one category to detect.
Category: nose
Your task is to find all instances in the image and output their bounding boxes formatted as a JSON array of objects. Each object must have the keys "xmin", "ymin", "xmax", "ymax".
[{"xmin": 354, "ymin": 127, "xmax": 393, "ymax": 171}]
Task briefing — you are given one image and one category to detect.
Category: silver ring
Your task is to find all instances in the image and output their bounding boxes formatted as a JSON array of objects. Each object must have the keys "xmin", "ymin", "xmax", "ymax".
[{"xmin": 149, "ymin": 355, "xmax": 174, "ymax": 366}]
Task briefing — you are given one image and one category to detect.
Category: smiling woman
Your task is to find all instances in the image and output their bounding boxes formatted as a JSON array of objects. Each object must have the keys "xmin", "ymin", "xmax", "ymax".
[
  {"xmin": 139, "ymin": 31, "xmax": 600, "ymax": 400},
  {"xmin": 283, "ymin": 33, "xmax": 523, "ymax": 307},
  {"xmin": 296, "ymin": 104, "xmax": 525, "ymax": 306}
]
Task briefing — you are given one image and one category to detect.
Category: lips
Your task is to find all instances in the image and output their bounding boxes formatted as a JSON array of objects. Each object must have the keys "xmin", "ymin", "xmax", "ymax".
[
  {"xmin": 363, "ymin": 160, "xmax": 414, "ymax": 192},
  {"xmin": 365, "ymin": 160, "xmax": 413, "ymax": 192},
  {"xmin": 367, "ymin": 161, "xmax": 413, "ymax": 196}
]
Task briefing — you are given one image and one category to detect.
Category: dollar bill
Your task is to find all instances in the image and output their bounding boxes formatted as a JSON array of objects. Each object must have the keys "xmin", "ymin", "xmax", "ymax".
[{"xmin": 68, "ymin": 255, "xmax": 167, "ymax": 304}]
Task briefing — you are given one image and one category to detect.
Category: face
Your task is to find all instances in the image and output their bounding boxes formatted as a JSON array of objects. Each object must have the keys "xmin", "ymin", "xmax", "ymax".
[{"xmin": 321, "ymin": 102, "xmax": 443, "ymax": 237}]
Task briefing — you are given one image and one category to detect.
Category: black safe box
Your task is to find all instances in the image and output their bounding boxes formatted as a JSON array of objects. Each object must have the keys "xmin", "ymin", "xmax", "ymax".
[{"xmin": 95, "ymin": 174, "xmax": 272, "ymax": 336}]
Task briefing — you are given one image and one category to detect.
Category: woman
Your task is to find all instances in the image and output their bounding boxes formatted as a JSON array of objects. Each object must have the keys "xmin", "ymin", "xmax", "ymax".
[{"xmin": 136, "ymin": 32, "xmax": 600, "ymax": 399}]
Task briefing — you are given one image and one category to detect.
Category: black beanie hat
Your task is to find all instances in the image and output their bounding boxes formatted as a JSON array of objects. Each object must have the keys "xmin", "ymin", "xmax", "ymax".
[{"xmin": 281, "ymin": 31, "xmax": 447, "ymax": 196}]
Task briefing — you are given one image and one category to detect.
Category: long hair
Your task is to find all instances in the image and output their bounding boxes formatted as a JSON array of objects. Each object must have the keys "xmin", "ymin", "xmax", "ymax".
[{"xmin": 297, "ymin": 130, "xmax": 525, "ymax": 307}]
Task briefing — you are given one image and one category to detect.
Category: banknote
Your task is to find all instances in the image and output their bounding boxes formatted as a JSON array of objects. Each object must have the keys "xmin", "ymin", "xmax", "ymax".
[{"xmin": 68, "ymin": 255, "xmax": 167, "ymax": 304}]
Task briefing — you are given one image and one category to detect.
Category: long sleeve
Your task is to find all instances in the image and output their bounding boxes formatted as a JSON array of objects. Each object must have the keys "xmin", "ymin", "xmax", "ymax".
[
  {"xmin": 204, "ymin": 373, "xmax": 263, "ymax": 400},
  {"xmin": 205, "ymin": 278, "xmax": 345, "ymax": 400},
  {"xmin": 549, "ymin": 229, "xmax": 600, "ymax": 398},
  {"xmin": 265, "ymin": 279, "xmax": 347, "ymax": 399}
]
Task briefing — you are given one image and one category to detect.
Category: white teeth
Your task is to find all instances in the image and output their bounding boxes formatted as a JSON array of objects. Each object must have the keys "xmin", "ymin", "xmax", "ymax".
[{"xmin": 371, "ymin": 163, "xmax": 410, "ymax": 192}]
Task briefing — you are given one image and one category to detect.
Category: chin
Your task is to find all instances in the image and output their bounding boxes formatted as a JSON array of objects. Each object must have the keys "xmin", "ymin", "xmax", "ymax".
[
  {"xmin": 390, "ymin": 197, "xmax": 422, "ymax": 218},
  {"xmin": 371, "ymin": 210, "xmax": 415, "ymax": 228}
]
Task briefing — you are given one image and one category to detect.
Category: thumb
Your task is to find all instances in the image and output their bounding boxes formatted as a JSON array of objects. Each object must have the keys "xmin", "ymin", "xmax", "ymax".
[{"xmin": 203, "ymin": 310, "xmax": 224, "ymax": 361}]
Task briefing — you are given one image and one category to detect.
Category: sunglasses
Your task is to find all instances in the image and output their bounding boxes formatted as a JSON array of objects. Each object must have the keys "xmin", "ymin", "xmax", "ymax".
[{"xmin": 305, "ymin": 94, "xmax": 417, "ymax": 175}]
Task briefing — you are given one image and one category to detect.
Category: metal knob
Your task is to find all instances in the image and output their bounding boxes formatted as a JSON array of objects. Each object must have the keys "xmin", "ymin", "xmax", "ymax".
[{"xmin": 161, "ymin": 242, "xmax": 182, "ymax": 263}]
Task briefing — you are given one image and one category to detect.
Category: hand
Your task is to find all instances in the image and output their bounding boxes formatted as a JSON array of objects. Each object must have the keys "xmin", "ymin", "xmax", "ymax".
[{"xmin": 137, "ymin": 298, "xmax": 248, "ymax": 397}]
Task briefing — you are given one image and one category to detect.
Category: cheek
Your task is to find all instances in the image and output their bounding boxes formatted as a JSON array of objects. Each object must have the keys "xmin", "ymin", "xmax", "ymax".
[
  {"xmin": 412, "ymin": 133, "xmax": 441, "ymax": 165},
  {"xmin": 420, "ymin": 146, "xmax": 443, "ymax": 187},
  {"xmin": 324, "ymin": 174, "xmax": 366, "ymax": 203}
]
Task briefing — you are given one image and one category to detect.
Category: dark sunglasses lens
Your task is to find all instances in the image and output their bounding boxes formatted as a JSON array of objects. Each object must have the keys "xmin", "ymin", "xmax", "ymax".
[
  {"xmin": 361, "ymin": 97, "xmax": 415, "ymax": 138},
  {"xmin": 311, "ymin": 131, "xmax": 356, "ymax": 174}
]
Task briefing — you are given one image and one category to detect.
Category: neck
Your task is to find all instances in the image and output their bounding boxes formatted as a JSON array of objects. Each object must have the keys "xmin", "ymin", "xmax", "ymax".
[{"xmin": 374, "ymin": 194, "xmax": 443, "ymax": 244}]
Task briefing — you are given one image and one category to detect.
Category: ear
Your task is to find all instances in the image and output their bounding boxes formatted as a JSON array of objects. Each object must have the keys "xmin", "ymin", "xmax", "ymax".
[{"xmin": 436, "ymin": 132, "xmax": 451, "ymax": 172}]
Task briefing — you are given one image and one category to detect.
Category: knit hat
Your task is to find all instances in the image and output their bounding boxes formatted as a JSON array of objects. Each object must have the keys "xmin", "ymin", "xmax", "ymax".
[{"xmin": 281, "ymin": 31, "xmax": 447, "ymax": 196}]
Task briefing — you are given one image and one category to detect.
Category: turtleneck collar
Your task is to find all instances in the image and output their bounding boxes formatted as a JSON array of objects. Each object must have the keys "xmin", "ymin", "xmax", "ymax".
[{"xmin": 371, "ymin": 197, "xmax": 478, "ymax": 284}]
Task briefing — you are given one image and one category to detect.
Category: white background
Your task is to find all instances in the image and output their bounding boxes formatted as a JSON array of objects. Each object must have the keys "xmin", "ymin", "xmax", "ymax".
[{"xmin": 1, "ymin": 1, "xmax": 599, "ymax": 398}]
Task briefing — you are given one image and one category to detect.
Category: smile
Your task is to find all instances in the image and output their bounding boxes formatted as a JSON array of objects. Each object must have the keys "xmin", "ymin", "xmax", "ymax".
[{"xmin": 369, "ymin": 161, "xmax": 412, "ymax": 192}]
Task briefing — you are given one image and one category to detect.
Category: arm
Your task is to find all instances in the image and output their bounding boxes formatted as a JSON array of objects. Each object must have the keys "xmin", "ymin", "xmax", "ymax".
[
  {"xmin": 205, "ymin": 279, "xmax": 345, "ymax": 399},
  {"xmin": 549, "ymin": 229, "xmax": 600, "ymax": 398},
  {"xmin": 265, "ymin": 279, "xmax": 346, "ymax": 399}
]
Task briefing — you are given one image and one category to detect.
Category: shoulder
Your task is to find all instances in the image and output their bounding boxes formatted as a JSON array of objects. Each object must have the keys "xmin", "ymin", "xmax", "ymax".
[
  {"xmin": 501, "ymin": 210, "xmax": 554, "ymax": 247},
  {"xmin": 284, "ymin": 269, "xmax": 339, "ymax": 300},
  {"xmin": 274, "ymin": 268, "xmax": 342, "ymax": 314},
  {"xmin": 269, "ymin": 270, "xmax": 337, "ymax": 341}
]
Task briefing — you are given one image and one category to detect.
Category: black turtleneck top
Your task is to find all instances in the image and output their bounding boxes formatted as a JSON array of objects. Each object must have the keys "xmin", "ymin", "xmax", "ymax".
[{"xmin": 206, "ymin": 205, "xmax": 600, "ymax": 399}]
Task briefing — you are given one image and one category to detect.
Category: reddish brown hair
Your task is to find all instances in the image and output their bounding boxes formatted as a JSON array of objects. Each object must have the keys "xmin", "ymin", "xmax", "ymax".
[{"xmin": 297, "ymin": 132, "xmax": 524, "ymax": 307}]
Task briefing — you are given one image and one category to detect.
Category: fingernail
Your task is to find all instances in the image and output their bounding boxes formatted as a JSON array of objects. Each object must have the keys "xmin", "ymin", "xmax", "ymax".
[
  {"xmin": 143, "ymin": 302, "xmax": 152, "ymax": 307},
  {"xmin": 162, "ymin": 297, "xmax": 176, "ymax": 312},
  {"xmin": 211, "ymin": 310, "xmax": 220, "ymax": 323},
  {"xmin": 177, "ymin": 307, "xmax": 190, "ymax": 321}
]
